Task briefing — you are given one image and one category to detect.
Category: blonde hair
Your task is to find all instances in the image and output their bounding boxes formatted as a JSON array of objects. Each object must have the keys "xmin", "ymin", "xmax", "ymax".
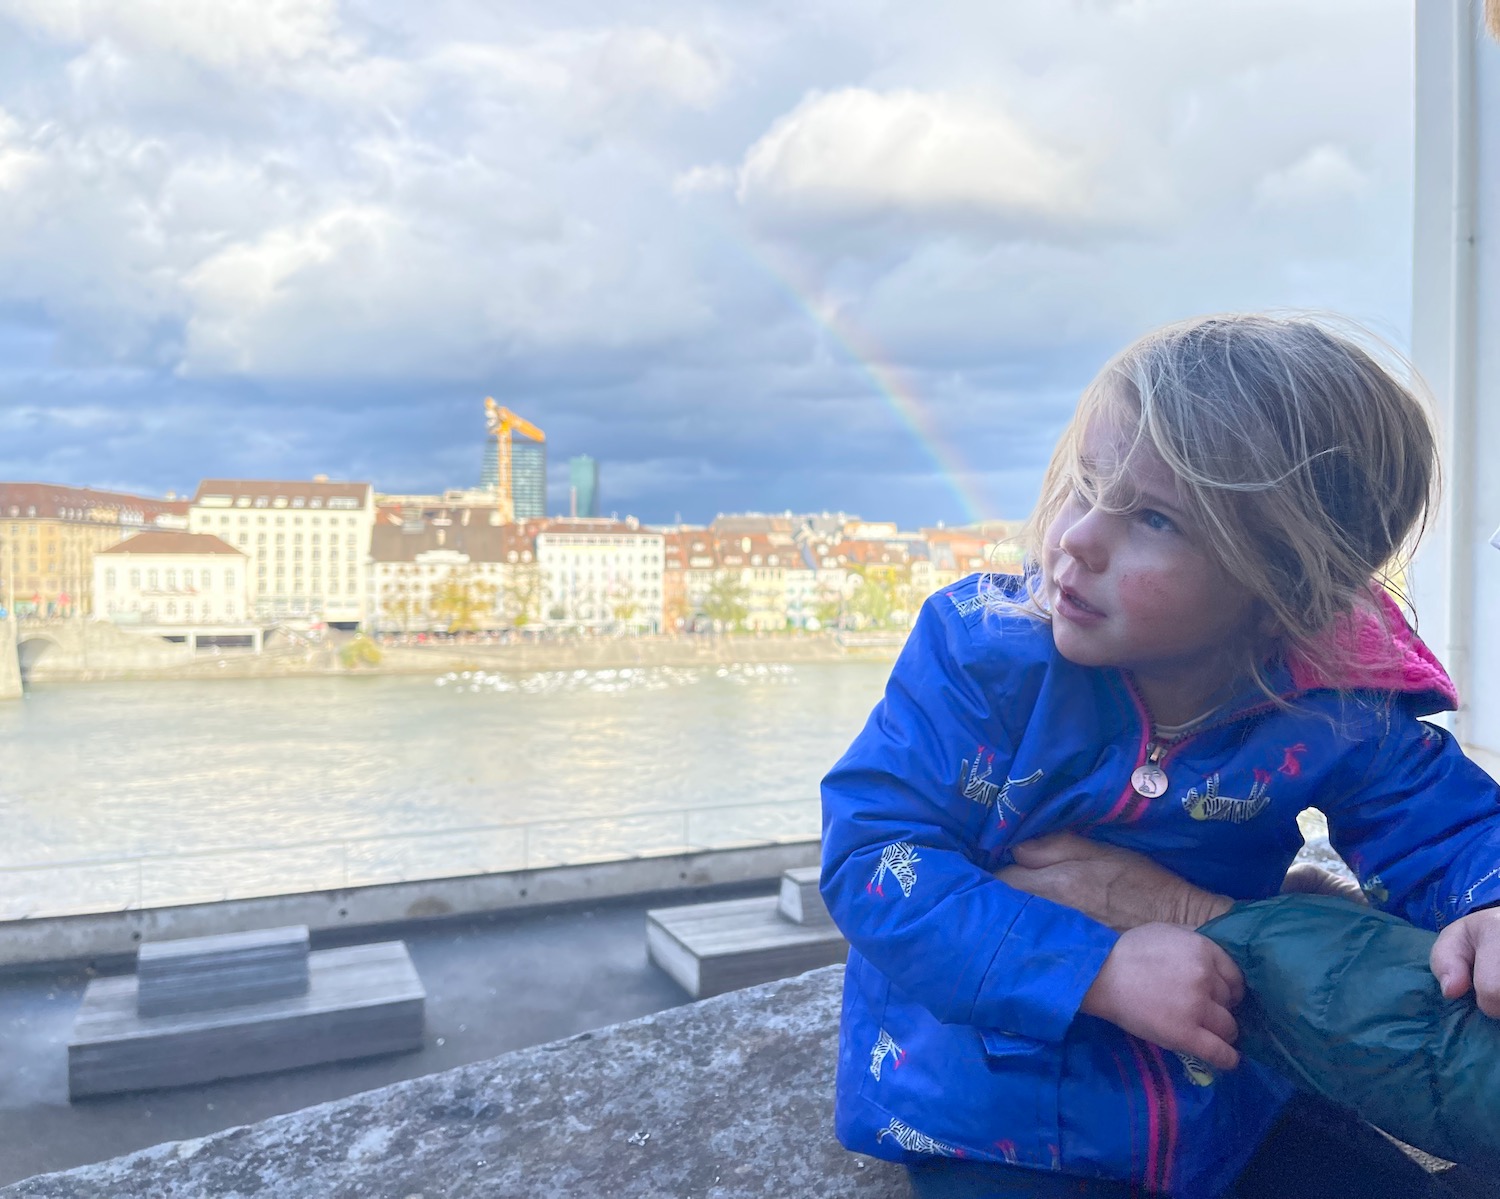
[{"xmin": 1008, "ymin": 313, "xmax": 1438, "ymax": 697}]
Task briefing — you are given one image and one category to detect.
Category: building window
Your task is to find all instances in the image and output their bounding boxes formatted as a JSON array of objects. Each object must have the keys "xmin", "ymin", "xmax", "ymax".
[
  {"xmin": 165, "ymin": 569, "xmax": 177, "ymax": 589},
  {"xmin": 148, "ymin": 570, "xmax": 159, "ymax": 589},
  {"xmin": 226, "ymin": 570, "xmax": 236, "ymax": 589},
  {"xmin": 104, "ymin": 569, "xmax": 116, "ymax": 588},
  {"xmin": 201, "ymin": 570, "xmax": 211, "ymax": 588},
  {"xmin": 130, "ymin": 569, "xmax": 141, "ymax": 587},
  {"xmin": 165, "ymin": 602, "xmax": 176, "ymax": 617}
]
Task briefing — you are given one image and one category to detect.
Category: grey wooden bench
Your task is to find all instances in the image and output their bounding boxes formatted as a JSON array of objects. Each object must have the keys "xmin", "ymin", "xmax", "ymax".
[
  {"xmin": 69, "ymin": 925, "xmax": 425, "ymax": 1099},
  {"xmin": 646, "ymin": 866, "xmax": 847, "ymax": 998}
]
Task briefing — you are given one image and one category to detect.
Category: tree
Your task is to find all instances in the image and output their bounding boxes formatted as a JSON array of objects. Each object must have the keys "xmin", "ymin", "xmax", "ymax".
[
  {"xmin": 431, "ymin": 569, "xmax": 498, "ymax": 633},
  {"xmin": 701, "ymin": 571, "xmax": 750, "ymax": 632},
  {"xmin": 501, "ymin": 562, "xmax": 543, "ymax": 628},
  {"xmin": 846, "ymin": 564, "xmax": 908, "ymax": 629},
  {"xmin": 608, "ymin": 579, "xmax": 640, "ymax": 629}
]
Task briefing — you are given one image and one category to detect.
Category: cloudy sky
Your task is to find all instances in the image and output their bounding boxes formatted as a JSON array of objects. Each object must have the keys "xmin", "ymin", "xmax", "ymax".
[{"xmin": 0, "ymin": 0, "xmax": 1415, "ymax": 527}]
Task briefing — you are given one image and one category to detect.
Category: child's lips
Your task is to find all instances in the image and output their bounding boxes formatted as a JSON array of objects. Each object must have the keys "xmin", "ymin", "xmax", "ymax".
[{"xmin": 1056, "ymin": 584, "xmax": 1106, "ymax": 623}]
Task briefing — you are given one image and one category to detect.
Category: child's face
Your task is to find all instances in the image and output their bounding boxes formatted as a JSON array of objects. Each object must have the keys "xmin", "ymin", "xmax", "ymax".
[{"xmin": 1041, "ymin": 415, "xmax": 1260, "ymax": 721}]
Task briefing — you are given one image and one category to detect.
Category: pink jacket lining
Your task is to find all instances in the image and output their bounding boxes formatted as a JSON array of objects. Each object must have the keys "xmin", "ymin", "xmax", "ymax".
[{"xmin": 1287, "ymin": 589, "xmax": 1458, "ymax": 709}]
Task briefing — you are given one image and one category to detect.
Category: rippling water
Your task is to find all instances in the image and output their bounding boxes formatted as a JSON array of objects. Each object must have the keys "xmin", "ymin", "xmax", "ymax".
[{"xmin": 0, "ymin": 662, "xmax": 891, "ymax": 917}]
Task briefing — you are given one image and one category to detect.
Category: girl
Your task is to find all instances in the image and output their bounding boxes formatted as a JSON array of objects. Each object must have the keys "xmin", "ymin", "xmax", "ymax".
[{"xmin": 819, "ymin": 314, "xmax": 1500, "ymax": 1198}]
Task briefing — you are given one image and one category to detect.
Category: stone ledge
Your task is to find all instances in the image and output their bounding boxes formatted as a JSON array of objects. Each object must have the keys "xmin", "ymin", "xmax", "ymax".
[
  {"xmin": 5, "ymin": 961, "xmax": 1490, "ymax": 1199},
  {"xmin": 3, "ymin": 965, "xmax": 905, "ymax": 1199}
]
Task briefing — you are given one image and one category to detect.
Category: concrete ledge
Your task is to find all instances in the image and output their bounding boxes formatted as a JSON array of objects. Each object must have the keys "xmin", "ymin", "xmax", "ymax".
[
  {"xmin": 0, "ymin": 842, "xmax": 819, "ymax": 970},
  {"xmin": 2, "ymin": 965, "xmax": 906, "ymax": 1199},
  {"xmin": 4, "ymin": 962, "xmax": 1491, "ymax": 1198}
]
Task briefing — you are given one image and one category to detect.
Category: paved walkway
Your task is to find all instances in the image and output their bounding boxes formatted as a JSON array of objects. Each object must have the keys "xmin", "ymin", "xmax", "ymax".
[{"xmin": 0, "ymin": 885, "xmax": 766, "ymax": 1187}]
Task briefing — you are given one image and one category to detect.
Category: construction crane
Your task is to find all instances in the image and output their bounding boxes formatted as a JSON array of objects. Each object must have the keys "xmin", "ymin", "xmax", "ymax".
[{"xmin": 484, "ymin": 397, "xmax": 546, "ymax": 525}]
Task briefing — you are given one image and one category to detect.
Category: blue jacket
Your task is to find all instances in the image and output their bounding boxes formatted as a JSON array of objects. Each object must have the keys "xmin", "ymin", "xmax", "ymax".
[{"xmin": 820, "ymin": 574, "xmax": 1500, "ymax": 1197}]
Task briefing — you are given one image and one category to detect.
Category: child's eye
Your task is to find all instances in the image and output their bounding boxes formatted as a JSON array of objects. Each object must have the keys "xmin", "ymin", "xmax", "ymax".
[{"xmin": 1139, "ymin": 509, "xmax": 1178, "ymax": 534}]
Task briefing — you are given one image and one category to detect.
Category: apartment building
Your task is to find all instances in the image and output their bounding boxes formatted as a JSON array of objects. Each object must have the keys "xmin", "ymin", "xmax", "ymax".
[
  {"xmin": 188, "ymin": 479, "xmax": 374, "ymax": 626},
  {"xmin": 536, "ymin": 519, "xmax": 664, "ymax": 632},
  {"xmin": 368, "ymin": 506, "xmax": 540, "ymax": 631},
  {"xmin": 93, "ymin": 531, "xmax": 249, "ymax": 625},
  {"xmin": 0, "ymin": 482, "xmax": 188, "ymax": 617}
]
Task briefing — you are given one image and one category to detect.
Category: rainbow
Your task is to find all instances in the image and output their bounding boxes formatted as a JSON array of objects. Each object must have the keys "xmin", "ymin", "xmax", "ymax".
[{"xmin": 751, "ymin": 250, "xmax": 992, "ymax": 525}]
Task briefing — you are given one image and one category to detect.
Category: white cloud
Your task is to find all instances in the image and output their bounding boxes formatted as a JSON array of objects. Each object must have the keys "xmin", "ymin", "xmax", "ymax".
[
  {"xmin": 1254, "ymin": 144, "xmax": 1367, "ymax": 209},
  {"xmin": 735, "ymin": 88, "xmax": 1087, "ymax": 227},
  {"xmin": 424, "ymin": 27, "xmax": 728, "ymax": 118},
  {"xmin": 0, "ymin": 109, "xmax": 43, "ymax": 191},
  {"xmin": 0, "ymin": 0, "xmax": 344, "ymax": 73},
  {"xmin": 673, "ymin": 163, "xmax": 733, "ymax": 196}
]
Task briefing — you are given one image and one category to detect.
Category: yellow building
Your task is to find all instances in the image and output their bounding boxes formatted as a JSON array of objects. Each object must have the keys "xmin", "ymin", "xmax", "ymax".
[{"xmin": 0, "ymin": 483, "xmax": 189, "ymax": 618}]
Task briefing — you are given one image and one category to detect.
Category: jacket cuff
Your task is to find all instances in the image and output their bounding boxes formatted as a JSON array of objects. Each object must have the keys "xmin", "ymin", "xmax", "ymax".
[
  {"xmin": 1451, "ymin": 869, "xmax": 1500, "ymax": 922},
  {"xmin": 971, "ymin": 893, "xmax": 1118, "ymax": 1045}
]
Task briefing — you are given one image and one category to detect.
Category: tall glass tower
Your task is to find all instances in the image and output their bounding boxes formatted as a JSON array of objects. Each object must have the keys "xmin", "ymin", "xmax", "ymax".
[
  {"xmin": 511, "ymin": 441, "xmax": 547, "ymax": 519},
  {"xmin": 482, "ymin": 438, "xmax": 548, "ymax": 519},
  {"xmin": 569, "ymin": 455, "xmax": 600, "ymax": 518}
]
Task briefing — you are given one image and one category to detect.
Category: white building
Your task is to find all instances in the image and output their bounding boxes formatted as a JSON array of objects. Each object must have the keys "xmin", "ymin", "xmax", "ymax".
[
  {"xmin": 94, "ymin": 531, "xmax": 249, "ymax": 625},
  {"xmin": 1410, "ymin": 2, "xmax": 1500, "ymax": 771},
  {"xmin": 368, "ymin": 506, "xmax": 538, "ymax": 632},
  {"xmin": 537, "ymin": 519, "xmax": 664, "ymax": 632},
  {"xmin": 188, "ymin": 479, "xmax": 374, "ymax": 626}
]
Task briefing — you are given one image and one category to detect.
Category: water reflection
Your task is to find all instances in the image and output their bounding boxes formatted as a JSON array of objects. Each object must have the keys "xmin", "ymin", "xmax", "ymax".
[{"xmin": 0, "ymin": 662, "xmax": 889, "ymax": 917}]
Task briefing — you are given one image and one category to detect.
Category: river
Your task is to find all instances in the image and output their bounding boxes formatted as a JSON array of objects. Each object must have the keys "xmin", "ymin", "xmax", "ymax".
[{"xmin": 0, "ymin": 662, "xmax": 892, "ymax": 919}]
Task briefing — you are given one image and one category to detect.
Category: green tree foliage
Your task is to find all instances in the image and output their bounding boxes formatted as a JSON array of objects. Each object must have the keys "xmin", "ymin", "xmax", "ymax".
[
  {"xmin": 431, "ymin": 569, "xmax": 498, "ymax": 633},
  {"xmin": 339, "ymin": 632, "xmax": 384, "ymax": 669},
  {"xmin": 701, "ymin": 571, "xmax": 750, "ymax": 632},
  {"xmin": 501, "ymin": 563, "xmax": 543, "ymax": 628}
]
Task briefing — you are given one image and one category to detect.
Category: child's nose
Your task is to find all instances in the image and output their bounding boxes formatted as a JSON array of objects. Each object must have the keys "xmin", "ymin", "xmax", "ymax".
[{"xmin": 1058, "ymin": 507, "xmax": 1109, "ymax": 572}]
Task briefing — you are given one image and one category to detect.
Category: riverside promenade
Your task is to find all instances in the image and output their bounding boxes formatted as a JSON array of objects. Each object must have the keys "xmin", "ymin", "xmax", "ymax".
[{"xmin": 0, "ymin": 880, "xmax": 769, "ymax": 1187}]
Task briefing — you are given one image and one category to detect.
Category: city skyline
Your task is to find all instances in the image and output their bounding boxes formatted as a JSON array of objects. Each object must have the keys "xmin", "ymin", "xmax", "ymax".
[{"xmin": 0, "ymin": 2, "xmax": 1415, "ymax": 528}]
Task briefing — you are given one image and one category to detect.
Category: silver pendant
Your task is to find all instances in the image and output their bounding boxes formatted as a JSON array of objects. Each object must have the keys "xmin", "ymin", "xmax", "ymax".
[{"xmin": 1132, "ymin": 763, "xmax": 1168, "ymax": 798}]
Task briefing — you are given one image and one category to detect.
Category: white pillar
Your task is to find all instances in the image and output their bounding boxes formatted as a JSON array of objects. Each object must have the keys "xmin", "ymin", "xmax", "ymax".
[{"xmin": 1409, "ymin": 0, "xmax": 1500, "ymax": 758}]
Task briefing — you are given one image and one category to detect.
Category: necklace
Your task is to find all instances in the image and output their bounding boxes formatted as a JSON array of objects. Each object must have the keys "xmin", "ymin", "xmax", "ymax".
[{"xmin": 1129, "ymin": 699, "xmax": 1223, "ymax": 799}]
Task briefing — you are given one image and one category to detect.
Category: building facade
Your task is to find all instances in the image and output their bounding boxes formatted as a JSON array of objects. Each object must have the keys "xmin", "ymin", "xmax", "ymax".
[
  {"xmin": 93, "ymin": 531, "xmax": 249, "ymax": 625},
  {"xmin": 481, "ymin": 439, "xmax": 547, "ymax": 519},
  {"xmin": 536, "ymin": 520, "xmax": 664, "ymax": 632},
  {"xmin": 568, "ymin": 455, "xmax": 600, "ymax": 518},
  {"xmin": 0, "ymin": 483, "xmax": 189, "ymax": 618},
  {"xmin": 368, "ymin": 506, "xmax": 540, "ymax": 631},
  {"xmin": 188, "ymin": 479, "xmax": 374, "ymax": 626}
]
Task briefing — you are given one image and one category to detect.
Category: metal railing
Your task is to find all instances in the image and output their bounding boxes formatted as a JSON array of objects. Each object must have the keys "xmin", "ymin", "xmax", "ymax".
[{"xmin": 0, "ymin": 797, "xmax": 821, "ymax": 921}]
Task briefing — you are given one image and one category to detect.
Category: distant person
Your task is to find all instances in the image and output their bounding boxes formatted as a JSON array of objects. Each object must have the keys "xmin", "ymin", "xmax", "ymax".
[{"xmin": 820, "ymin": 313, "xmax": 1499, "ymax": 1197}]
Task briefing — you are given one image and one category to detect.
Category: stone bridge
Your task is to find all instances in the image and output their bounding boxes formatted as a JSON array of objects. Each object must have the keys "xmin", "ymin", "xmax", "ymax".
[{"xmin": 0, "ymin": 619, "xmax": 193, "ymax": 695}]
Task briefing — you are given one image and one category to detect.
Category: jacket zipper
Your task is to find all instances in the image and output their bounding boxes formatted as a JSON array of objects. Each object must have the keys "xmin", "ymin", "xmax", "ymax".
[{"xmin": 1098, "ymin": 677, "xmax": 1281, "ymax": 825}]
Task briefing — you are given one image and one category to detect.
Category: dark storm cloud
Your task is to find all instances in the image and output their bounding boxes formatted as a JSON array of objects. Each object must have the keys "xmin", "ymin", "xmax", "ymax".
[{"xmin": 0, "ymin": 0, "xmax": 1414, "ymax": 528}]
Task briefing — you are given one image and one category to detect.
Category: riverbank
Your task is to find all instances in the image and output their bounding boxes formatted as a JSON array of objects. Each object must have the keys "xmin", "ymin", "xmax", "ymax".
[{"xmin": 22, "ymin": 628, "xmax": 905, "ymax": 685}]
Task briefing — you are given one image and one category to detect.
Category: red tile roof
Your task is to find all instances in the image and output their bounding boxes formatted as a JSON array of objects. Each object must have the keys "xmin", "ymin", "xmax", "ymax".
[
  {"xmin": 99, "ymin": 531, "xmax": 245, "ymax": 556},
  {"xmin": 0, "ymin": 482, "xmax": 189, "ymax": 524},
  {"xmin": 193, "ymin": 479, "xmax": 371, "ymax": 506}
]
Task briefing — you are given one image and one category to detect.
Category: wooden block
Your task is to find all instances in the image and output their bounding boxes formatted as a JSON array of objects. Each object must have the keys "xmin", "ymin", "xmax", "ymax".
[
  {"xmin": 646, "ymin": 896, "xmax": 847, "ymax": 999},
  {"xmin": 69, "ymin": 942, "xmax": 424, "ymax": 1099},
  {"xmin": 137, "ymin": 925, "xmax": 311, "ymax": 1017},
  {"xmin": 777, "ymin": 866, "xmax": 835, "ymax": 927}
]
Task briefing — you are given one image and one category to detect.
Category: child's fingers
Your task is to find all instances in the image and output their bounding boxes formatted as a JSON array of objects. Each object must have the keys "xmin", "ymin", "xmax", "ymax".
[
  {"xmin": 1430, "ymin": 921, "xmax": 1477, "ymax": 1000},
  {"xmin": 1185, "ymin": 1025, "xmax": 1240, "ymax": 1073},
  {"xmin": 1199, "ymin": 1001, "xmax": 1239, "ymax": 1051},
  {"xmin": 1208, "ymin": 944, "xmax": 1245, "ymax": 1007}
]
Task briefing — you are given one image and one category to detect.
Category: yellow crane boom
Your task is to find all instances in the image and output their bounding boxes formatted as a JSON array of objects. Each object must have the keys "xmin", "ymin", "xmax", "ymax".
[{"xmin": 484, "ymin": 397, "xmax": 546, "ymax": 525}]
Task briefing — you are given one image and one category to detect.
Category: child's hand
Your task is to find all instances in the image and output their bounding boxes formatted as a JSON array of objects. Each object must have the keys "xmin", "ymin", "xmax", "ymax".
[
  {"xmin": 1430, "ymin": 907, "xmax": 1500, "ymax": 1018},
  {"xmin": 1080, "ymin": 923, "xmax": 1245, "ymax": 1070}
]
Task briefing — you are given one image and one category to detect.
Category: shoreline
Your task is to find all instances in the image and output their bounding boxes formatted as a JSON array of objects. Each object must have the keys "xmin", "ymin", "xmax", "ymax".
[{"xmin": 22, "ymin": 630, "xmax": 905, "ymax": 686}]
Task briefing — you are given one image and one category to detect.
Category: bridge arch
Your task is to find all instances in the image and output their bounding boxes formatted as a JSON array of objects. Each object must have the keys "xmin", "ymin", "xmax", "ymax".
[{"xmin": 16, "ymin": 634, "xmax": 59, "ymax": 681}]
